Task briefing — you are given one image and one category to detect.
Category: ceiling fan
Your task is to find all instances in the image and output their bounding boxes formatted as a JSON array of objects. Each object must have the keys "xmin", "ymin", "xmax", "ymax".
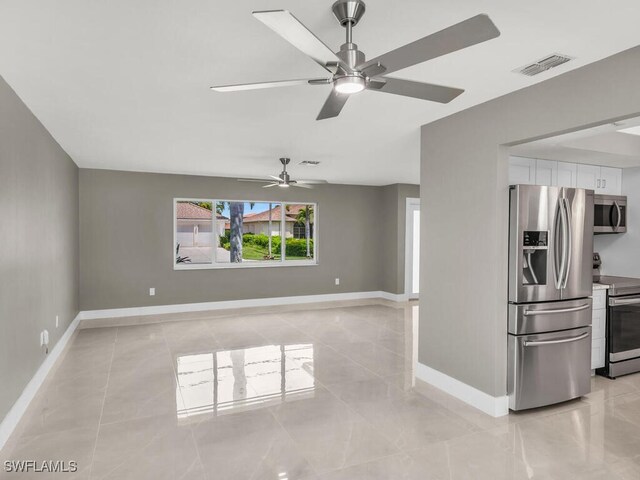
[
  {"xmin": 210, "ymin": 0, "xmax": 500, "ymax": 120},
  {"xmin": 238, "ymin": 157, "xmax": 328, "ymax": 188}
]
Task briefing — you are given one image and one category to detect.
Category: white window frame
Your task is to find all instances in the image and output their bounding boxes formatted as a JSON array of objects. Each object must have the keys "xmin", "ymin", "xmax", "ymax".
[{"xmin": 173, "ymin": 198, "xmax": 318, "ymax": 270}]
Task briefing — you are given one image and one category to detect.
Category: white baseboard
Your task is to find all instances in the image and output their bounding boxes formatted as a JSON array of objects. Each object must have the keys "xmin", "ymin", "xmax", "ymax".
[
  {"xmin": 77, "ymin": 290, "xmax": 407, "ymax": 322},
  {"xmin": 415, "ymin": 362, "xmax": 509, "ymax": 418},
  {"xmin": 0, "ymin": 314, "xmax": 80, "ymax": 452}
]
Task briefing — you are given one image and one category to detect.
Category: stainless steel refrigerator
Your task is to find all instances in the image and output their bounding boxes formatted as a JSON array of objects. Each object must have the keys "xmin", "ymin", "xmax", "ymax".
[{"xmin": 508, "ymin": 185, "xmax": 594, "ymax": 411}]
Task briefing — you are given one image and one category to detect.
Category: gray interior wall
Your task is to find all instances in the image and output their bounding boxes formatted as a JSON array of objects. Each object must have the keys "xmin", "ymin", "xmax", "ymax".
[
  {"xmin": 0, "ymin": 76, "xmax": 79, "ymax": 422},
  {"xmin": 79, "ymin": 169, "xmax": 418, "ymax": 310},
  {"xmin": 420, "ymin": 46, "xmax": 640, "ymax": 397},
  {"xmin": 594, "ymin": 167, "xmax": 640, "ymax": 276}
]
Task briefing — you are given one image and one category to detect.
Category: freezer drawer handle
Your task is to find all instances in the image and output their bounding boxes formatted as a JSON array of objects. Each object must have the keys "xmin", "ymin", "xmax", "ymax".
[
  {"xmin": 523, "ymin": 304, "xmax": 590, "ymax": 316},
  {"xmin": 524, "ymin": 332, "xmax": 589, "ymax": 347}
]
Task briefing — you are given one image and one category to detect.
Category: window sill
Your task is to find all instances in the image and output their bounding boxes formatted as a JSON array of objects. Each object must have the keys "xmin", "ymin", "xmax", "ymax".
[{"xmin": 173, "ymin": 261, "xmax": 318, "ymax": 271}]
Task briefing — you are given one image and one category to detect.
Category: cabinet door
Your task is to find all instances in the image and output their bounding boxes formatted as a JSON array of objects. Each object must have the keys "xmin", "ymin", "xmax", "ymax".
[
  {"xmin": 535, "ymin": 159, "xmax": 558, "ymax": 186},
  {"xmin": 576, "ymin": 164, "xmax": 601, "ymax": 190},
  {"xmin": 600, "ymin": 167, "xmax": 622, "ymax": 195},
  {"xmin": 557, "ymin": 162, "xmax": 577, "ymax": 187},
  {"xmin": 509, "ymin": 157, "xmax": 536, "ymax": 185}
]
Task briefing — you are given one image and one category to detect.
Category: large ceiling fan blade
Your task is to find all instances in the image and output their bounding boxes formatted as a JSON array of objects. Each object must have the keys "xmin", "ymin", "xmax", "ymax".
[
  {"xmin": 253, "ymin": 10, "xmax": 349, "ymax": 74},
  {"xmin": 369, "ymin": 77, "xmax": 464, "ymax": 104},
  {"xmin": 316, "ymin": 90, "xmax": 349, "ymax": 120},
  {"xmin": 291, "ymin": 182, "xmax": 313, "ymax": 189},
  {"xmin": 238, "ymin": 178, "xmax": 273, "ymax": 183},
  {"xmin": 295, "ymin": 179, "xmax": 328, "ymax": 184},
  {"xmin": 211, "ymin": 78, "xmax": 329, "ymax": 92},
  {"xmin": 360, "ymin": 62, "xmax": 386, "ymax": 78},
  {"xmin": 268, "ymin": 175, "xmax": 284, "ymax": 182},
  {"xmin": 262, "ymin": 183, "xmax": 280, "ymax": 188},
  {"xmin": 358, "ymin": 14, "xmax": 500, "ymax": 75}
]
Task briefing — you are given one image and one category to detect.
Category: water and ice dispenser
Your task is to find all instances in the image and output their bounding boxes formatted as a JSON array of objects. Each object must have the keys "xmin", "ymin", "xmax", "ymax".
[{"xmin": 522, "ymin": 231, "xmax": 548, "ymax": 285}]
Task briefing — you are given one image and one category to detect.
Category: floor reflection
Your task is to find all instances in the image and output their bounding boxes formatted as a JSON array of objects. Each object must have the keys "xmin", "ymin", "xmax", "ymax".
[{"xmin": 176, "ymin": 344, "xmax": 315, "ymax": 418}]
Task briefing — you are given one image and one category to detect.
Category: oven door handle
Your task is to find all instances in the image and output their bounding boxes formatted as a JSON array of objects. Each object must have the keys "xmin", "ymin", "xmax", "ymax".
[
  {"xmin": 523, "ymin": 303, "xmax": 591, "ymax": 316},
  {"xmin": 609, "ymin": 296, "xmax": 640, "ymax": 307},
  {"xmin": 524, "ymin": 332, "xmax": 589, "ymax": 347}
]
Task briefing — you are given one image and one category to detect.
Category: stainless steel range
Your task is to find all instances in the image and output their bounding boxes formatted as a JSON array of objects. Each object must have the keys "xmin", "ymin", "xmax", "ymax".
[
  {"xmin": 508, "ymin": 185, "xmax": 594, "ymax": 411},
  {"xmin": 596, "ymin": 275, "xmax": 640, "ymax": 378}
]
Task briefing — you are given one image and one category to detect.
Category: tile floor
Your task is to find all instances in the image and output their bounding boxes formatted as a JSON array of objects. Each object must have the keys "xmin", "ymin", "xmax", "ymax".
[{"xmin": 2, "ymin": 302, "xmax": 640, "ymax": 479}]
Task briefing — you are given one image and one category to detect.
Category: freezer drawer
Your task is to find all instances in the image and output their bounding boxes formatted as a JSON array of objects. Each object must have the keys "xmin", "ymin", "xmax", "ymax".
[
  {"xmin": 508, "ymin": 326, "xmax": 591, "ymax": 411},
  {"xmin": 508, "ymin": 298, "xmax": 592, "ymax": 335}
]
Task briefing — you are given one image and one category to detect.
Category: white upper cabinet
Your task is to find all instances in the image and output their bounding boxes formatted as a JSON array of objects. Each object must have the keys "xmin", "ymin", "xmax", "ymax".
[
  {"xmin": 509, "ymin": 156, "xmax": 536, "ymax": 185},
  {"xmin": 576, "ymin": 164, "xmax": 601, "ymax": 190},
  {"xmin": 510, "ymin": 157, "xmax": 622, "ymax": 195},
  {"xmin": 557, "ymin": 162, "xmax": 577, "ymax": 187},
  {"xmin": 535, "ymin": 159, "xmax": 557, "ymax": 186},
  {"xmin": 600, "ymin": 167, "xmax": 622, "ymax": 195}
]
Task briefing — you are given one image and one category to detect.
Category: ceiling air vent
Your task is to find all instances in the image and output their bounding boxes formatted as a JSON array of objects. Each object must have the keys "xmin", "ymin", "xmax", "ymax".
[
  {"xmin": 514, "ymin": 54, "xmax": 573, "ymax": 76},
  {"xmin": 299, "ymin": 160, "xmax": 320, "ymax": 166}
]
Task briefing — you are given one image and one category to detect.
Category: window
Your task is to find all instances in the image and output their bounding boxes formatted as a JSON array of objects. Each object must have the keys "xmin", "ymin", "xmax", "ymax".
[{"xmin": 174, "ymin": 199, "xmax": 317, "ymax": 268}]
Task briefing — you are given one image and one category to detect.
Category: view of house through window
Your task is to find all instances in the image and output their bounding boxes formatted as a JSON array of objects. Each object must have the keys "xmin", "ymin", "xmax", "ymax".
[{"xmin": 175, "ymin": 199, "xmax": 316, "ymax": 267}]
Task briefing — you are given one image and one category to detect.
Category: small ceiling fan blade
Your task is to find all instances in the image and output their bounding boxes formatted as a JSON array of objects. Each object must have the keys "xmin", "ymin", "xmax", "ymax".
[
  {"xmin": 262, "ymin": 183, "xmax": 280, "ymax": 188},
  {"xmin": 369, "ymin": 77, "xmax": 464, "ymax": 104},
  {"xmin": 295, "ymin": 179, "xmax": 328, "ymax": 184},
  {"xmin": 211, "ymin": 78, "xmax": 328, "ymax": 92},
  {"xmin": 238, "ymin": 178, "xmax": 273, "ymax": 183},
  {"xmin": 268, "ymin": 175, "xmax": 283, "ymax": 182},
  {"xmin": 291, "ymin": 182, "xmax": 313, "ymax": 189},
  {"xmin": 316, "ymin": 89, "xmax": 349, "ymax": 120},
  {"xmin": 367, "ymin": 78, "xmax": 387, "ymax": 90},
  {"xmin": 253, "ymin": 10, "xmax": 350, "ymax": 74},
  {"xmin": 360, "ymin": 62, "xmax": 386, "ymax": 78},
  {"xmin": 358, "ymin": 14, "xmax": 500, "ymax": 75}
]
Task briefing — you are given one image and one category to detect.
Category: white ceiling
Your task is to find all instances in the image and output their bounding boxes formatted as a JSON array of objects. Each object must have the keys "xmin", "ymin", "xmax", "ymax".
[
  {"xmin": 2, "ymin": 1, "xmax": 640, "ymax": 185},
  {"xmin": 510, "ymin": 116, "xmax": 640, "ymax": 168}
]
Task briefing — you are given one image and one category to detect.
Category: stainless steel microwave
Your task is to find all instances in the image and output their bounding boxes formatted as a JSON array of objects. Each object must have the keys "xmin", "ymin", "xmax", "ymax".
[{"xmin": 594, "ymin": 194, "xmax": 627, "ymax": 234}]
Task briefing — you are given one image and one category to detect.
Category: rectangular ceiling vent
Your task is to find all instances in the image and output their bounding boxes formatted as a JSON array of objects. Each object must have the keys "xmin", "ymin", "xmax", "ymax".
[
  {"xmin": 299, "ymin": 160, "xmax": 320, "ymax": 166},
  {"xmin": 514, "ymin": 54, "xmax": 573, "ymax": 76}
]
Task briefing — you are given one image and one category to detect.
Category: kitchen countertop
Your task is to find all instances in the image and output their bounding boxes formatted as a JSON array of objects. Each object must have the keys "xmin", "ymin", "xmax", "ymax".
[{"xmin": 594, "ymin": 276, "xmax": 640, "ymax": 296}]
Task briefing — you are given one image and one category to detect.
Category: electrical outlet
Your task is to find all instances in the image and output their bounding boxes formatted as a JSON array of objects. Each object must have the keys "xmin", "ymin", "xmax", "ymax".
[
  {"xmin": 335, "ymin": 278, "xmax": 340, "ymax": 286},
  {"xmin": 40, "ymin": 330, "xmax": 50, "ymax": 347},
  {"xmin": 55, "ymin": 315, "xmax": 59, "ymax": 328},
  {"xmin": 149, "ymin": 288, "xmax": 156, "ymax": 296}
]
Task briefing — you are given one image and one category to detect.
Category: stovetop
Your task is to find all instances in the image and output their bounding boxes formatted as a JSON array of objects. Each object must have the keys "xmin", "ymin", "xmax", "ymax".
[{"xmin": 596, "ymin": 276, "xmax": 640, "ymax": 297}]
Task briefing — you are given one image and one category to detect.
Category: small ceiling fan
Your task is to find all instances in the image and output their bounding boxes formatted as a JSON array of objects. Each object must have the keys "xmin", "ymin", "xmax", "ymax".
[
  {"xmin": 210, "ymin": 0, "xmax": 500, "ymax": 120},
  {"xmin": 238, "ymin": 157, "xmax": 328, "ymax": 188}
]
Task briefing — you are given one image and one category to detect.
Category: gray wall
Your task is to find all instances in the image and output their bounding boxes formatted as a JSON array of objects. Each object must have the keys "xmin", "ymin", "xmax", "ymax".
[
  {"xmin": 594, "ymin": 167, "xmax": 640, "ymax": 276},
  {"xmin": 420, "ymin": 46, "xmax": 640, "ymax": 397},
  {"xmin": 0, "ymin": 76, "xmax": 79, "ymax": 421},
  {"xmin": 79, "ymin": 169, "xmax": 418, "ymax": 310},
  {"xmin": 378, "ymin": 184, "xmax": 420, "ymax": 295}
]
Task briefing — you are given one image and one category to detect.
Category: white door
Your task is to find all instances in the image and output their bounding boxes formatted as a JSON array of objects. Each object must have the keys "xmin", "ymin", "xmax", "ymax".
[
  {"xmin": 535, "ymin": 159, "xmax": 558, "ymax": 186},
  {"xmin": 405, "ymin": 198, "xmax": 420, "ymax": 299},
  {"xmin": 509, "ymin": 157, "xmax": 536, "ymax": 185},
  {"xmin": 576, "ymin": 164, "xmax": 601, "ymax": 190},
  {"xmin": 599, "ymin": 167, "xmax": 622, "ymax": 195},
  {"xmin": 557, "ymin": 162, "xmax": 577, "ymax": 187}
]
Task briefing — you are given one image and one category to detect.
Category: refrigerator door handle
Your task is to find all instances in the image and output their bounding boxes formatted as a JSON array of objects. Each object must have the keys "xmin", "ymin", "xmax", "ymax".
[
  {"xmin": 562, "ymin": 197, "xmax": 572, "ymax": 289},
  {"xmin": 553, "ymin": 198, "xmax": 564, "ymax": 290},
  {"xmin": 523, "ymin": 332, "xmax": 589, "ymax": 347}
]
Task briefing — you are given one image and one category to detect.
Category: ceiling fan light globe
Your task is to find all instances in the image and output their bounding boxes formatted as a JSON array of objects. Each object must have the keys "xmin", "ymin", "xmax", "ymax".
[
  {"xmin": 334, "ymin": 76, "xmax": 365, "ymax": 94},
  {"xmin": 278, "ymin": 183, "xmax": 290, "ymax": 188}
]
